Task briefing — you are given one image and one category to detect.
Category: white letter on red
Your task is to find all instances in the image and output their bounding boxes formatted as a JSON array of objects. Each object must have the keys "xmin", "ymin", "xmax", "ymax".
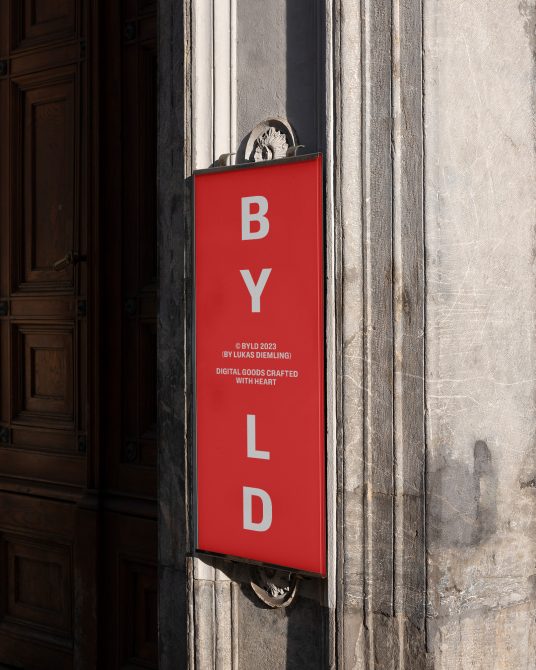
[
  {"xmin": 240, "ymin": 268, "xmax": 271, "ymax": 313},
  {"xmin": 243, "ymin": 487, "xmax": 272, "ymax": 532},
  {"xmin": 247, "ymin": 414, "xmax": 270, "ymax": 460},
  {"xmin": 241, "ymin": 196, "xmax": 269, "ymax": 240}
]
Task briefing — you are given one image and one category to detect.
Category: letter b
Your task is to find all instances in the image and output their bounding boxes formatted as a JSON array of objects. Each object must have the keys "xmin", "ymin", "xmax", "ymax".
[
  {"xmin": 242, "ymin": 196, "xmax": 269, "ymax": 240},
  {"xmin": 243, "ymin": 486, "xmax": 272, "ymax": 532}
]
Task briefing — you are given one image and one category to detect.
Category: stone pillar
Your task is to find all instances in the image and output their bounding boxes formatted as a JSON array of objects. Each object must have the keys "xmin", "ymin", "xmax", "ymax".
[
  {"xmin": 424, "ymin": 1, "xmax": 536, "ymax": 666},
  {"xmin": 159, "ymin": 0, "xmax": 536, "ymax": 666},
  {"xmin": 164, "ymin": 0, "xmax": 430, "ymax": 666}
]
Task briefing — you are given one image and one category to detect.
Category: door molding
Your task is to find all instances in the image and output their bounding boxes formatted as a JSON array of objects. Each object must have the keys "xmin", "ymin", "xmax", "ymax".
[{"xmin": 157, "ymin": 0, "xmax": 190, "ymax": 668}]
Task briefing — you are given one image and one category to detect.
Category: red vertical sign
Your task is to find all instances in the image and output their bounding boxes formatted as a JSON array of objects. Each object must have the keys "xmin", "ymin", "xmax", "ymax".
[{"xmin": 194, "ymin": 154, "xmax": 325, "ymax": 576}]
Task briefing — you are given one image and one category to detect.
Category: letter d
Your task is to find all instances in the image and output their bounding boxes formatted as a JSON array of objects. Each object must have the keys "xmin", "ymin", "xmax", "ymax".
[{"xmin": 243, "ymin": 486, "xmax": 272, "ymax": 532}]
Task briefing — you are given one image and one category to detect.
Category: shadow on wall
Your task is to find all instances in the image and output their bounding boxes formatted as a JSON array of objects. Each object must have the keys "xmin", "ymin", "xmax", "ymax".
[
  {"xmin": 237, "ymin": 581, "xmax": 327, "ymax": 670},
  {"xmin": 285, "ymin": 0, "xmax": 327, "ymax": 668},
  {"xmin": 428, "ymin": 440, "xmax": 498, "ymax": 548},
  {"xmin": 232, "ymin": 1, "xmax": 328, "ymax": 667},
  {"xmin": 285, "ymin": 0, "xmax": 324, "ymax": 154},
  {"xmin": 235, "ymin": 0, "xmax": 324, "ymax": 162}
]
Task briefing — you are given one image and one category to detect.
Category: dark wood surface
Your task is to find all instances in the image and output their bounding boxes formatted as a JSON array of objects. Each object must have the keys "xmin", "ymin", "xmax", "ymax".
[
  {"xmin": 0, "ymin": 1, "xmax": 158, "ymax": 668},
  {"xmin": 156, "ymin": 0, "xmax": 189, "ymax": 666}
]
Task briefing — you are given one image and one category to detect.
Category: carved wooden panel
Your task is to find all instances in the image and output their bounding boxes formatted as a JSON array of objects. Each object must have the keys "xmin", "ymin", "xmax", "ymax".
[
  {"xmin": 12, "ymin": 0, "xmax": 78, "ymax": 51},
  {"xmin": 121, "ymin": 560, "xmax": 157, "ymax": 665},
  {"xmin": 103, "ymin": 4, "xmax": 157, "ymax": 498},
  {"xmin": 138, "ymin": 322, "xmax": 157, "ymax": 468},
  {"xmin": 0, "ymin": 493, "xmax": 76, "ymax": 669},
  {"xmin": 0, "ymin": 321, "xmax": 8, "ymax": 430},
  {"xmin": 101, "ymin": 511, "xmax": 157, "ymax": 670},
  {"xmin": 0, "ymin": 1, "xmax": 159, "ymax": 666},
  {"xmin": 97, "ymin": 5, "xmax": 158, "ymax": 665},
  {"xmin": 122, "ymin": 38, "xmax": 157, "ymax": 480},
  {"xmin": 12, "ymin": 324, "xmax": 75, "ymax": 427},
  {"xmin": 11, "ymin": 68, "xmax": 77, "ymax": 291},
  {"xmin": 0, "ymin": 15, "xmax": 89, "ymax": 668},
  {"xmin": 138, "ymin": 46, "xmax": 157, "ymax": 289},
  {"xmin": 4, "ymin": 535, "xmax": 72, "ymax": 635}
]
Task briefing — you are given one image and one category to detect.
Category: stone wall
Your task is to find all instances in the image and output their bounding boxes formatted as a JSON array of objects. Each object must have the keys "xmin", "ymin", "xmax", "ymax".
[
  {"xmin": 424, "ymin": 1, "xmax": 536, "ymax": 666},
  {"xmin": 158, "ymin": 0, "xmax": 536, "ymax": 666}
]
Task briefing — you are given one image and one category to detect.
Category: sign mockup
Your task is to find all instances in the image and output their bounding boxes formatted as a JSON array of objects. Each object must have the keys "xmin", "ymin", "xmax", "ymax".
[{"xmin": 194, "ymin": 154, "xmax": 325, "ymax": 576}]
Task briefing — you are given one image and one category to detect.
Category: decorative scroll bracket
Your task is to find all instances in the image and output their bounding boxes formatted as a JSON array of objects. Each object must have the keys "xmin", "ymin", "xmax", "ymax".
[
  {"xmin": 245, "ymin": 118, "xmax": 302, "ymax": 162},
  {"xmin": 243, "ymin": 116, "xmax": 304, "ymax": 609},
  {"xmin": 249, "ymin": 566, "xmax": 299, "ymax": 609}
]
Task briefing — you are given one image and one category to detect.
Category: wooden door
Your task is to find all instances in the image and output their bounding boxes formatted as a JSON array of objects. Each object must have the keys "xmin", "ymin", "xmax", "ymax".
[
  {"xmin": 0, "ymin": 2, "xmax": 158, "ymax": 668},
  {"xmin": 99, "ymin": 1, "xmax": 158, "ymax": 668}
]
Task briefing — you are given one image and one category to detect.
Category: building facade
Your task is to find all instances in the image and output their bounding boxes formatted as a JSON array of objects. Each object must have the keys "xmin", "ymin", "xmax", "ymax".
[
  {"xmin": 0, "ymin": 0, "xmax": 534, "ymax": 668},
  {"xmin": 160, "ymin": 0, "xmax": 536, "ymax": 667}
]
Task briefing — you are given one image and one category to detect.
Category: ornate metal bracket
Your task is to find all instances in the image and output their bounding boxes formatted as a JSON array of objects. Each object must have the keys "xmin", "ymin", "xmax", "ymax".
[
  {"xmin": 250, "ymin": 566, "xmax": 299, "ymax": 609},
  {"xmin": 244, "ymin": 117, "xmax": 303, "ymax": 608},
  {"xmin": 245, "ymin": 118, "xmax": 302, "ymax": 162},
  {"xmin": 214, "ymin": 152, "xmax": 235, "ymax": 167}
]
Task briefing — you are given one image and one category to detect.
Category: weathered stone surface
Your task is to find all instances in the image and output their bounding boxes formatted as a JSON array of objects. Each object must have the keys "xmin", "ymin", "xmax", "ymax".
[
  {"xmin": 183, "ymin": 0, "xmax": 428, "ymax": 666},
  {"xmin": 237, "ymin": 588, "xmax": 326, "ymax": 670},
  {"xmin": 162, "ymin": 0, "xmax": 536, "ymax": 666},
  {"xmin": 424, "ymin": 0, "xmax": 536, "ymax": 666},
  {"xmin": 236, "ymin": 0, "xmax": 321, "ymax": 156}
]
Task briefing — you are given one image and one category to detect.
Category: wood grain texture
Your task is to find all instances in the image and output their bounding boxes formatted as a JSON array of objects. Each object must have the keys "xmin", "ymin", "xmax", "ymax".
[
  {"xmin": 1, "ymin": 1, "xmax": 160, "ymax": 666},
  {"xmin": 0, "ymin": 4, "xmax": 90, "ymax": 664}
]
